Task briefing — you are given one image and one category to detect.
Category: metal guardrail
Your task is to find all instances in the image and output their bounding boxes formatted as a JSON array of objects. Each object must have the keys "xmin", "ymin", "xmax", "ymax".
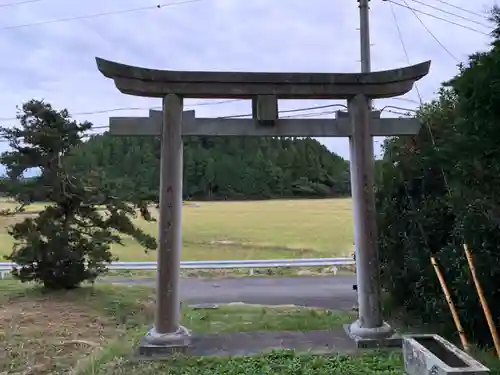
[{"xmin": 0, "ymin": 257, "xmax": 354, "ymax": 279}]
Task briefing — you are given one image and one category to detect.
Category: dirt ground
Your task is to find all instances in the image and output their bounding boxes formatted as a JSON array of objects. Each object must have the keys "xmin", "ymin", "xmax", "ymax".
[{"xmin": 0, "ymin": 283, "xmax": 153, "ymax": 375}]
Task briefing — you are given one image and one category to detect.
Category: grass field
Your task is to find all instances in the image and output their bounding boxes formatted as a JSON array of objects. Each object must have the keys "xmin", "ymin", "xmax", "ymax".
[{"xmin": 0, "ymin": 198, "xmax": 354, "ymax": 262}]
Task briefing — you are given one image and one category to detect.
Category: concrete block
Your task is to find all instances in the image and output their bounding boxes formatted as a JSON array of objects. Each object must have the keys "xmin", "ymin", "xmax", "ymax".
[{"xmin": 402, "ymin": 334, "xmax": 489, "ymax": 375}]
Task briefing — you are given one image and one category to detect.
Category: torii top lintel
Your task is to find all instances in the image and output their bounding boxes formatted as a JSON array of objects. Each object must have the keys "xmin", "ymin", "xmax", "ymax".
[{"xmin": 95, "ymin": 57, "xmax": 430, "ymax": 100}]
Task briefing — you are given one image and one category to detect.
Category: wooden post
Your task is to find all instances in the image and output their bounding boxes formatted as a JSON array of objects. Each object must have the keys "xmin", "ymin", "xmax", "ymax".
[
  {"xmin": 463, "ymin": 244, "xmax": 500, "ymax": 357},
  {"xmin": 430, "ymin": 255, "xmax": 469, "ymax": 352}
]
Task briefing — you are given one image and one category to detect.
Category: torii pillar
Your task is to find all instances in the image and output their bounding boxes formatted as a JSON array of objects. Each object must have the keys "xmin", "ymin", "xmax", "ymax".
[{"xmin": 96, "ymin": 57, "xmax": 430, "ymax": 355}]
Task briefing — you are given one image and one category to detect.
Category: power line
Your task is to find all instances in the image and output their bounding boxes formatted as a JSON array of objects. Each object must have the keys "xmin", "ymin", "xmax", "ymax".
[
  {"xmin": 0, "ymin": 103, "xmax": 418, "ymax": 143},
  {"xmin": 389, "ymin": 0, "xmax": 424, "ymax": 102},
  {"xmin": 0, "ymin": 104, "xmax": 350, "ymax": 142},
  {"xmin": 0, "ymin": 99, "xmax": 415, "ymax": 123},
  {"xmin": 387, "ymin": 0, "xmax": 451, "ymax": 191},
  {"xmin": 282, "ymin": 110, "xmax": 338, "ymax": 119},
  {"xmin": 0, "ymin": 99, "xmax": 243, "ymax": 122},
  {"xmin": 4, "ymin": 0, "xmax": 488, "ymax": 36},
  {"xmin": 390, "ymin": 3, "xmax": 412, "ymax": 66},
  {"xmin": 405, "ymin": 0, "xmax": 490, "ymax": 28},
  {"xmin": 2, "ymin": 0, "xmax": 202, "ymax": 30},
  {"xmin": 431, "ymin": 0, "xmax": 489, "ymax": 20},
  {"xmin": 384, "ymin": 108, "xmax": 413, "ymax": 116},
  {"xmin": 0, "ymin": 0, "xmax": 41, "ymax": 8},
  {"xmin": 382, "ymin": 105, "xmax": 417, "ymax": 113},
  {"xmin": 384, "ymin": 0, "xmax": 490, "ymax": 36},
  {"xmin": 219, "ymin": 104, "xmax": 348, "ymax": 119},
  {"xmin": 390, "ymin": 0, "xmax": 460, "ymax": 62},
  {"xmin": 393, "ymin": 97, "xmax": 420, "ymax": 104}
]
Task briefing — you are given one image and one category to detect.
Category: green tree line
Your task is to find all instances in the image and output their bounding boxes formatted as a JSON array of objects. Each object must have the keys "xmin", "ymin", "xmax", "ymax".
[{"xmin": 66, "ymin": 134, "xmax": 351, "ymax": 201}]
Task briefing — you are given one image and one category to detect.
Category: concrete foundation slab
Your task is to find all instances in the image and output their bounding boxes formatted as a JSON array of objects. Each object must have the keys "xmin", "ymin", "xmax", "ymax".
[
  {"xmin": 343, "ymin": 324, "xmax": 403, "ymax": 349},
  {"xmin": 188, "ymin": 329, "xmax": 358, "ymax": 357},
  {"xmin": 134, "ymin": 328, "xmax": 358, "ymax": 360}
]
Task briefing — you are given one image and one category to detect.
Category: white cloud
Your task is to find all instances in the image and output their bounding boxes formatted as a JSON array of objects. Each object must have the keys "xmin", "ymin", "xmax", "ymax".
[{"xmin": 0, "ymin": 0, "xmax": 494, "ymax": 164}]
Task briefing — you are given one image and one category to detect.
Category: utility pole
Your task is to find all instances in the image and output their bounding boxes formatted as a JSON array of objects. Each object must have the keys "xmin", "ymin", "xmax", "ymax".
[
  {"xmin": 359, "ymin": 0, "xmax": 371, "ymax": 75},
  {"xmin": 348, "ymin": 0, "xmax": 394, "ymax": 342}
]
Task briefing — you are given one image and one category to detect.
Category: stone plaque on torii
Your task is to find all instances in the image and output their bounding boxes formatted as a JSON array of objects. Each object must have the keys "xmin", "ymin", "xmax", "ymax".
[{"xmin": 95, "ymin": 56, "xmax": 430, "ymax": 355}]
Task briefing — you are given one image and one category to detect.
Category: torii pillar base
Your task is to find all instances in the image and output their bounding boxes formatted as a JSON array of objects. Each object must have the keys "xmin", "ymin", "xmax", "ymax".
[
  {"xmin": 136, "ymin": 325, "xmax": 192, "ymax": 359},
  {"xmin": 344, "ymin": 321, "xmax": 402, "ymax": 349}
]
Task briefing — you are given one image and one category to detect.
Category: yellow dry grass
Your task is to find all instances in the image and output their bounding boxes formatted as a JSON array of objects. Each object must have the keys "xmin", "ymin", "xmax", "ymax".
[{"xmin": 0, "ymin": 198, "xmax": 354, "ymax": 261}]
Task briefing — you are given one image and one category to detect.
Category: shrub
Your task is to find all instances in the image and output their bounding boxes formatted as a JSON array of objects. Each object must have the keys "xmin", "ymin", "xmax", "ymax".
[{"xmin": 377, "ymin": 10, "xmax": 500, "ymax": 344}]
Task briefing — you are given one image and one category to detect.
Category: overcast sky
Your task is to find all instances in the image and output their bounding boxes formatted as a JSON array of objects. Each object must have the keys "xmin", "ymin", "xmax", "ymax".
[{"xmin": 0, "ymin": 0, "xmax": 495, "ymax": 164}]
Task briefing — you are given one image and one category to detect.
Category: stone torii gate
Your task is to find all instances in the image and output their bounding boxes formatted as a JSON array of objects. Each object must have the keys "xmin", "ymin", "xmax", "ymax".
[{"xmin": 96, "ymin": 57, "xmax": 430, "ymax": 355}]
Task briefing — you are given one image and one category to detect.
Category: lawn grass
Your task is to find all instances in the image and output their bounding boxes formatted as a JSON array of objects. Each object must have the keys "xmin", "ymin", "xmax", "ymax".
[
  {"xmin": 100, "ymin": 351, "xmax": 404, "ymax": 375},
  {"xmin": 0, "ymin": 198, "xmax": 354, "ymax": 262}
]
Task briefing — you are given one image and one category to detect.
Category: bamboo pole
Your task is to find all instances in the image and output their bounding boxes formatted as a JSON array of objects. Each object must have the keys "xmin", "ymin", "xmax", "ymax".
[
  {"xmin": 463, "ymin": 244, "xmax": 500, "ymax": 358},
  {"xmin": 430, "ymin": 255, "xmax": 470, "ymax": 352}
]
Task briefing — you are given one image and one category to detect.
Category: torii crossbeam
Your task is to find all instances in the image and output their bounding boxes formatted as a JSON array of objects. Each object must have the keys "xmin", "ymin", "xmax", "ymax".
[
  {"xmin": 96, "ymin": 57, "xmax": 430, "ymax": 356},
  {"xmin": 110, "ymin": 109, "xmax": 421, "ymax": 137}
]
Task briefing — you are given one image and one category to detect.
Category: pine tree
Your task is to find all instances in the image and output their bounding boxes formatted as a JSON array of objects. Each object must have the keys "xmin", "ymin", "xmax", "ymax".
[{"xmin": 0, "ymin": 100, "xmax": 157, "ymax": 290}]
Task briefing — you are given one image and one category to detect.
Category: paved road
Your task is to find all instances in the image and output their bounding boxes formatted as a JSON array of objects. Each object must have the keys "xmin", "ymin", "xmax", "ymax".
[{"xmin": 109, "ymin": 275, "xmax": 358, "ymax": 311}]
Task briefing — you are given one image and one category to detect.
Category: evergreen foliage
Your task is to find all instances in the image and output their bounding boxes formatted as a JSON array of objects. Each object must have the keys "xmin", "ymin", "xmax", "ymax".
[
  {"xmin": 376, "ymin": 7, "xmax": 500, "ymax": 345},
  {"xmin": 67, "ymin": 135, "xmax": 351, "ymax": 201},
  {"xmin": 0, "ymin": 100, "xmax": 157, "ymax": 290}
]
